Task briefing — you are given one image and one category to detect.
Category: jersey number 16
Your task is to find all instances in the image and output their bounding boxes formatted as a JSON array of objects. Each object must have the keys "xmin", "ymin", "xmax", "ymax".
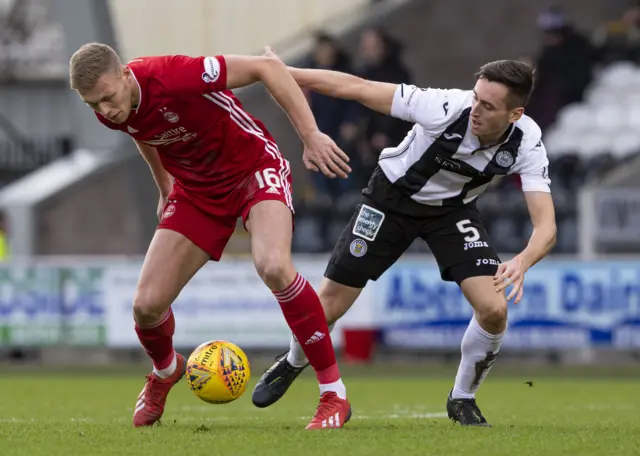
[{"xmin": 254, "ymin": 168, "xmax": 281, "ymax": 189}]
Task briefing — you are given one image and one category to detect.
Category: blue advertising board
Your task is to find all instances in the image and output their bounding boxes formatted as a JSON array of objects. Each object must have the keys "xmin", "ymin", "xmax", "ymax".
[
  {"xmin": 374, "ymin": 260, "xmax": 640, "ymax": 349},
  {"xmin": 0, "ymin": 265, "xmax": 106, "ymax": 346}
]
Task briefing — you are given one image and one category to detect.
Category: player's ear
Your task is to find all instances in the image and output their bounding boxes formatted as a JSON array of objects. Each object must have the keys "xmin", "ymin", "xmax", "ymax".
[{"xmin": 509, "ymin": 107, "xmax": 524, "ymax": 123}]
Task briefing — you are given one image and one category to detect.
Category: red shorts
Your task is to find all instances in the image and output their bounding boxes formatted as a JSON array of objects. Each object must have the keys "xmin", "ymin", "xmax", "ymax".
[{"xmin": 157, "ymin": 159, "xmax": 294, "ymax": 261}]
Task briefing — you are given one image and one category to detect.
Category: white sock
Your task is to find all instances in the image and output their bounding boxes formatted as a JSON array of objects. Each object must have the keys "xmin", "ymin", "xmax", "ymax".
[
  {"xmin": 153, "ymin": 352, "xmax": 177, "ymax": 379},
  {"xmin": 287, "ymin": 323, "xmax": 336, "ymax": 368},
  {"xmin": 451, "ymin": 317, "xmax": 505, "ymax": 400},
  {"xmin": 319, "ymin": 379, "xmax": 347, "ymax": 400}
]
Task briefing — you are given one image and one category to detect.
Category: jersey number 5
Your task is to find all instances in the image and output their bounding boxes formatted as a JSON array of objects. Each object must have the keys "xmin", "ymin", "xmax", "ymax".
[
  {"xmin": 456, "ymin": 219, "xmax": 480, "ymax": 242},
  {"xmin": 255, "ymin": 168, "xmax": 281, "ymax": 189}
]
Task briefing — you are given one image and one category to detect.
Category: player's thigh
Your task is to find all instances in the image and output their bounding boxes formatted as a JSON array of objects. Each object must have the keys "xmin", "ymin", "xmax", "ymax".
[
  {"xmin": 325, "ymin": 198, "xmax": 419, "ymax": 290},
  {"xmin": 243, "ymin": 160, "xmax": 296, "ymax": 287},
  {"xmin": 317, "ymin": 277, "xmax": 363, "ymax": 324},
  {"xmin": 135, "ymin": 197, "xmax": 235, "ymax": 319},
  {"xmin": 246, "ymin": 199, "xmax": 295, "ymax": 288},
  {"xmin": 135, "ymin": 228, "xmax": 210, "ymax": 320}
]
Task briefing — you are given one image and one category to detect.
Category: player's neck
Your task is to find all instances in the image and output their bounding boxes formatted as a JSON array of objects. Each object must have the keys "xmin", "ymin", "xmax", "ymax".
[{"xmin": 477, "ymin": 125, "xmax": 511, "ymax": 147}]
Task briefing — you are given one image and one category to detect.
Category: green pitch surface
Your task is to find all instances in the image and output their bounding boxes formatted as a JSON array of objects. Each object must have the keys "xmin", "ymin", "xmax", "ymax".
[{"xmin": 0, "ymin": 365, "xmax": 638, "ymax": 456}]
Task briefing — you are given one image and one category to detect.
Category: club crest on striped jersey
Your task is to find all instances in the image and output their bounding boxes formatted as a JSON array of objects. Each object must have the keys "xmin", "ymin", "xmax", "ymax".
[{"xmin": 495, "ymin": 150, "xmax": 515, "ymax": 168}]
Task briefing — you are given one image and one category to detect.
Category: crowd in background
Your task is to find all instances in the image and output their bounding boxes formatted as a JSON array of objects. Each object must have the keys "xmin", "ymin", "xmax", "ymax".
[{"xmin": 0, "ymin": 0, "xmax": 65, "ymax": 81}]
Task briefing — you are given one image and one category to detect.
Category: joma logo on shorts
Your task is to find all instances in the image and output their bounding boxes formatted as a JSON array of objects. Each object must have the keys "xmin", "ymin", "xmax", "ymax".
[
  {"xmin": 476, "ymin": 258, "xmax": 499, "ymax": 266},
  {"xmin": 464, "ymin": 241, "xmax": 489, "ymax": 251}
]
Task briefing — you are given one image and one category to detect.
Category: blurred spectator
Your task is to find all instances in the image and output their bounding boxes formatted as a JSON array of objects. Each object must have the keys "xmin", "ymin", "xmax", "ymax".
[
  {"xmin": 305, "ymin": 33, "xmax": 359, "ymax": 201},
  {"xmin": 353, "ymin": 28, "xmax": 413, "ymax": 186},
  {"xmin": 0, "ymin": 0, "xmax": 66, "ymax": 80},
  {"xmin": 526, "ymin": 7, "xmax": 593, "ymax": 132},
  {"xmin": 592, "ymin": 2, "xmax": 640, "ymax": 65}
]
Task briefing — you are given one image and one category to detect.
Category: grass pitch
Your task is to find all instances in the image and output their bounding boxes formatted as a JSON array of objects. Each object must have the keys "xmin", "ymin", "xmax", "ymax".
[{"xmin": 0, "ymin": 363, "xmax": 638, "ymax": 455}]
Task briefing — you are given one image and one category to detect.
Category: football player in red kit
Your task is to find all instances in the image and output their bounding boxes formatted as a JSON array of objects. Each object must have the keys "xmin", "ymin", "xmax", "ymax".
[{"xmin": 69, "ymin": 43, "xmax": 351, "ymax": 430}]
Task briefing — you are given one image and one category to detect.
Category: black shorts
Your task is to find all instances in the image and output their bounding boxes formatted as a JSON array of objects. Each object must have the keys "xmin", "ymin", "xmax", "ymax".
[{"xmin": 325, "ymin": 167, "xmax": 501, "ymax": 288}]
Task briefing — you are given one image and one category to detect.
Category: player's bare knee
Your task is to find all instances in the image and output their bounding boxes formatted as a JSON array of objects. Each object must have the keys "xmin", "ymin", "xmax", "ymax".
[
  {"xmin": 475, "ymin": 300, "xmax": 508, "ymax": 334},
  {"xmin": 254, "ymin": 255, "xmax": 295, "ymax": 291},
  {"xmin": 132, "ymin": 288, "xmax": 170, "ymax": 326},
  {"xmin": 319, "ymin": 290, "xmax": 351, "ymax": 326},
  {"xmin": 317, "ymin": 278, "xmax": 361, "ymax": 326},
  {"xmin": 322, "ymin": 299, "xmax": 343, "ymax": 326}
]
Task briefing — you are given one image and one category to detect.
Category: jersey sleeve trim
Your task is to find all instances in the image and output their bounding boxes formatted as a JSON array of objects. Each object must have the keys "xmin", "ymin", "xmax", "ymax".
[{"xmin": 521, "ymin": 180, "xmax": 551, "ymax": 193}]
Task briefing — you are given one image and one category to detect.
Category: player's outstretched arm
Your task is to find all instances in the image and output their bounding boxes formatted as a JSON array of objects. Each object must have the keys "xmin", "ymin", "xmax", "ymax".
[
  {"xmin": 494, "ymin": 191, "xmax": 556, "ymax": 303},
  {"xmin": 288, "ymin": 67, "xmax": 397, "ymax": 116},
  {"xmin": 223, "ymin": 48, "xmax": 351, "ymax": 178},
  {"xmin": 494, "ymin": 137, "xmax": 556, "ymax": 303},
  {"xmin": 520, "ymin": 191, "xmax": 557, "ymax": 269}
]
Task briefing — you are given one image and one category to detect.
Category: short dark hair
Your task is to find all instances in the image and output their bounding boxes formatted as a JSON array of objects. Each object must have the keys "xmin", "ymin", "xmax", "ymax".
[{"xmin": 475, "ymin": 60, "xmax": 534, "ymax": 108}]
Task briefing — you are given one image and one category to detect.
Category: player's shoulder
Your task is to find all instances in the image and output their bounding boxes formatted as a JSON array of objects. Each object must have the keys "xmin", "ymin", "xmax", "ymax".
[
  {"xmin": 425, "ymin": 87, "xmax": 472, "ymax": 127},
  {"xmin": 443, "ymin": 87, "xmax": 473, "ymax": 104},
  {"xmin": 126, "ymin": 55, "xmax": 173, "ymax": 75},
  {"xmin": 446, "ymin": 88, "xmax": 473, "ymax": 116},
  {"xmin": 127, "ymin": 55, "xmax": 201, "ymax": 95},
  {"xmin": 411, "ymin": 85, "xmax": 473, "ymax": 107},
  {"xmin": 514, "ymin": 114, "xmax": 543, "ymax": 151}
]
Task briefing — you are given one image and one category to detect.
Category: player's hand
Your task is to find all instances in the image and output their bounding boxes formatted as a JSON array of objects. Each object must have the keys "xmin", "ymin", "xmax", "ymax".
[
  {"xmin": 302, "ymin": 130, "xmax": 351, "ymax": 179},
  {"xmin": 263, "ymin": 46, "xmax": 350, "ymax": 178},
  {"xmin": 493, "ymin": 255, "xmax": 528, "ymax": 304},
  {"xmin": 157, "ymin": 195, "xmax": 169, "ymax": 221}
]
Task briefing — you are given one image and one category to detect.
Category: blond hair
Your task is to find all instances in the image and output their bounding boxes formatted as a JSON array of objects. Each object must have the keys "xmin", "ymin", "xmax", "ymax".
[{"xmin": 69, "ymin": 43, "xmax": 122, "ymax": 91}]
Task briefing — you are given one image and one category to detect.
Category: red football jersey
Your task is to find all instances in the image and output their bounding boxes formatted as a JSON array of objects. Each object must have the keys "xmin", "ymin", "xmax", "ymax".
[{"xmin": 95, "ymin": 55, "xmax": 288, "ymax": 214}]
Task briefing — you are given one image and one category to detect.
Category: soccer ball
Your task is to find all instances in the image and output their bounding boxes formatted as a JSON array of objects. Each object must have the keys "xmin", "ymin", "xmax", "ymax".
[{"xmin": 186, "ymin": 340, "xmax": 251, "ymax": 404}]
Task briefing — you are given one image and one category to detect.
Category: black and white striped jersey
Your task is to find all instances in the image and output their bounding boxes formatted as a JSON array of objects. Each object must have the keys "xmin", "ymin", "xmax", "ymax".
[{"xmin": 378, "ymin": 84, "xmax": 551, "ymax": 206}]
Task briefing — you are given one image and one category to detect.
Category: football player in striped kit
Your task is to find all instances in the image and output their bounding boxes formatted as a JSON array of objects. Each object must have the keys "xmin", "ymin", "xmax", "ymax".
[{"xmin": 253, "ymin": 48, "xmax": 557, "ymax": 427}]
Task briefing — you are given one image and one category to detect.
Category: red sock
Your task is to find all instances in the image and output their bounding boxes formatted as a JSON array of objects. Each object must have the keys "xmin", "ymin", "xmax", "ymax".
[
  {"xmin": 134, "ymin": 308, "xmax": 175, "ymax": 370},
  {"xmin": 274, "ymin": 273, "xmax": 341, "ymax": 385}
]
